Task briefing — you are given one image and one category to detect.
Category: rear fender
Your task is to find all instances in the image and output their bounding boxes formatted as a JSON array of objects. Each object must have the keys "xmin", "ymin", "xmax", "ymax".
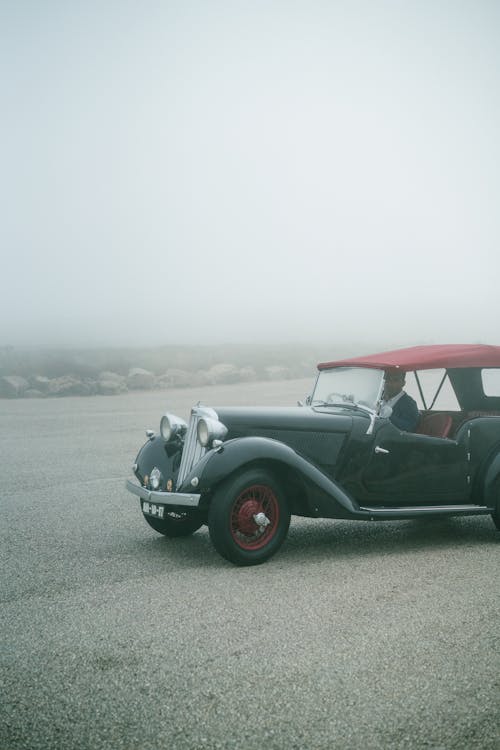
[
  {"xmin": 482, "ymin": 453, "xmax": 500, "ymax": 509},
  {"xmin": 183, "ymin": 436, "xmax": 359, "ymax": 517}
]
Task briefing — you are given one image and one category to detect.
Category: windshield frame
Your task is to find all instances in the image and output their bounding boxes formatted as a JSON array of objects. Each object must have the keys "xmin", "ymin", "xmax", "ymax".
[{"xmin": 311, "ymin": 366, "xmax": 385, "ymax": 415}]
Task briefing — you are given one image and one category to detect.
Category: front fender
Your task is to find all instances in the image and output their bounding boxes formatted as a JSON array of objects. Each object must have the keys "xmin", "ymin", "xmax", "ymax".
[
  {"xmin": 133, "ymin": 435, "xmax": 181, "ymax": 487},
  {"xmin": 181, "ymin": 436, "xmax": 360, "ymax": 517}
]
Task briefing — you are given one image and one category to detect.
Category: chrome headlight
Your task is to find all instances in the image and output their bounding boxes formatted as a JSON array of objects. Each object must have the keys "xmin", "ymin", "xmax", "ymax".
[
  {"xmin": 197, "ymin": 417, "xmax": 228, "ymax": 448},
  {"xmin": 150, "ymin": 467, "xmax": 162, "ymax": 490},
  {"xmin": 160, "ymin": 413, "xmax": 187, "ymax": 442}
]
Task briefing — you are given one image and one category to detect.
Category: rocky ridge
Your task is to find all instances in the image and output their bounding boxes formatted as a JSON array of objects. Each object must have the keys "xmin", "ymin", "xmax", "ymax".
[{"xmin": 0, "ymin": 363, "xmax": 296, "ymax": 399}]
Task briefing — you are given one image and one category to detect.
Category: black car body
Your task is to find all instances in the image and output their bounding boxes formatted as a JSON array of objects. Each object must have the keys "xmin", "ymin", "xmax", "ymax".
[{"xmin": 126, "ymin": 344, "xmax": 500, "ymax": 565}]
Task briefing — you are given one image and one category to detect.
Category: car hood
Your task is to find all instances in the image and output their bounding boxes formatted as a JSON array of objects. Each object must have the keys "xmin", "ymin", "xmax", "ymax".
[
  {"xmin": 212, "ymin": 406, "xmax": 363, "ymax": 471},
  {"xmin": 214, "ymin": 405, "xmax": 355, "ymax": 434}
]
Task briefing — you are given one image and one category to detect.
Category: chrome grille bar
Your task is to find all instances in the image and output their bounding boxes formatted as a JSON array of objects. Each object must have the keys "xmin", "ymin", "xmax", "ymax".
[{"xmin": 176, "ymin": 406, "xmax": 218, "ymax": 489}]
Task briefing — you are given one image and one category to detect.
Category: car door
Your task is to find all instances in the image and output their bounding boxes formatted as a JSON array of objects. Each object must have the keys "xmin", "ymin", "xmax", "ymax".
[{"xmin": 359, "ymin": 420, "xmax": 470, "ymax": 505}]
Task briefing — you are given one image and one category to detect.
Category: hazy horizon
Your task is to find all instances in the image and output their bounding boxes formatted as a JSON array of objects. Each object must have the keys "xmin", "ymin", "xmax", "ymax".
[{"xmin": 2, "ymin": 1, "xmax": 499, "ymax": 349}]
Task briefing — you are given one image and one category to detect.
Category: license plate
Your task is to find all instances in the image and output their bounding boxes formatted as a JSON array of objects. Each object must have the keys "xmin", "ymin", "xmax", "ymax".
[{"xmin": 142, "ymin": 501, "xmax": 165, "ymax": 519}]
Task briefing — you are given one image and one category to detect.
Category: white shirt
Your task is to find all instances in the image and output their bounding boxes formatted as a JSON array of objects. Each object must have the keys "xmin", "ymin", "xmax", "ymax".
[{"xmin": 380, "ymin": 390, "xmax": 405, "ymax": 418}]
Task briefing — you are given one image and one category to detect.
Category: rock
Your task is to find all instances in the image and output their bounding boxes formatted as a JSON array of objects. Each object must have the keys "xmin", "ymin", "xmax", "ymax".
[
  {"xmin": 205, "ymin": 363, "xmax": 240, "ymax": 384},
  {"xmin": 190, "ymin": 370, "xmax": 212, "ymax": 387},
  {"xmin": 127, "ymin": 367, "xmax": 156, "ymax": 390},
  {"xmin": 97, "ymin": 371, "xmax": 127, "ymax": 395},
  {"xmin": 157, "ymin": 369, "xmax": 193, "ymax": 388},
  {"xmin": 30, "ymin": 375, "xmax": 51, "ymax": 393},
  {"xmin": 47, "ymin": 375, "xmax": 94, "ymax": 397},
  {"xmin": 239, "ymin": 366, "xmax": 258, "ymax": 382},
  {"xmin": 0, "ymin": 375, "xmax": 30, "ymax": 398},
  {"xmin": 265, "ymin": 366, "xmax": 291, "ymax": 381}
]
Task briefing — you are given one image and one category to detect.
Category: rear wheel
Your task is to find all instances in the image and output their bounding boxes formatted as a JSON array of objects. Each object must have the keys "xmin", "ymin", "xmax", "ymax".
[
  {"xmin": 143, "ymin": 510, "xmax": 203, "ymax": 537},
  {"xmin": 208, "ymin": 468, "xmax": 290, "ymax": 565}
]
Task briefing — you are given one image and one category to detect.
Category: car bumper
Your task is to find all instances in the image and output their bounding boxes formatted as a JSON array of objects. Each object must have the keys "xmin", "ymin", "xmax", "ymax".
[{"xmin": 125, "ymin": 479, "xmax": 201, "ymax": 507}]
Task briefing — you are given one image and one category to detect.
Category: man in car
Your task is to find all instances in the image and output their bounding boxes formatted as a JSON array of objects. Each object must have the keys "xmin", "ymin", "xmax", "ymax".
[{"xmin": 380, "ymin": 369, "xmax": 420, "ymax": 431}]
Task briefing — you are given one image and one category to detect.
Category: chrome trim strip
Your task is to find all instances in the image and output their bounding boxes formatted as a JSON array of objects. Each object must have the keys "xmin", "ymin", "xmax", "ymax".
[
  {"xmin": 126, "ymin": 480, "xmax": 201, "ymax": 507},
  {"xmin": 360, "ymin": 504, "xmax": 490, "ymax": 513}
]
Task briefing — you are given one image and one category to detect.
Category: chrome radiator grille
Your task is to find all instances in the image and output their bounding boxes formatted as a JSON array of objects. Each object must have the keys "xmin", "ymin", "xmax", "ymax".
[{"xmin": 176, "ymin": 406, "xmax": 217, "ymax": 489}]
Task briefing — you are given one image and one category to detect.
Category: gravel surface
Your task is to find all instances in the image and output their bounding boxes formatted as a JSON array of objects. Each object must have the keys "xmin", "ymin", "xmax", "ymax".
[{"xmin": 1, "ymin": 380, "xmax": 499, "ymax": 749}]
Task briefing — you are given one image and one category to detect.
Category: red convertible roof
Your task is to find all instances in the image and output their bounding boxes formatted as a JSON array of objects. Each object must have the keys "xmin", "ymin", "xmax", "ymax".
[{"xmin": 318, "ymin": 344, "xmax": 500, "ymax": 372}]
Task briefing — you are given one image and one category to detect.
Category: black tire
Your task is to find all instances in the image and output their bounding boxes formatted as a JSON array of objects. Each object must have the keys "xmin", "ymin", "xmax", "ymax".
[
  {"xmin": 143, "ymin": 510, "xmax": 203, "ymax": 537},
  {"xmin": 492, "ymin": 503, "xmax": 500, "ymax": 531},
  {"xmin": 208, "ymin": 468, "xmax": 291, "ymax": 566}
]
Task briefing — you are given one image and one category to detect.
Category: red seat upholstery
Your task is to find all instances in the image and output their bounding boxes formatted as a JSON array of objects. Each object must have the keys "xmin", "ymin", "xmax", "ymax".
[{"xmin": 416, "ymin": 412, "xmax": 453, "ymax": 438}]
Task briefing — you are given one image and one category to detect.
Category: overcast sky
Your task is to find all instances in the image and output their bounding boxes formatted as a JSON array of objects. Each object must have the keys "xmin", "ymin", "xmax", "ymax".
[{"xmin": 1, "ymin": 0, "xmax": 499, "ymax": 350}]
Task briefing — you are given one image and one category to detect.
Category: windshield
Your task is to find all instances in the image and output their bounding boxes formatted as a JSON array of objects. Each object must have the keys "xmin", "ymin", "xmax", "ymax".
[{"xmin": 312, "ymin": 367, "xmax": 383, "ymax": 411}]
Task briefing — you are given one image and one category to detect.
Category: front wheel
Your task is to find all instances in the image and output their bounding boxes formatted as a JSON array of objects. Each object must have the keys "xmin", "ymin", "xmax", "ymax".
[
  {"xmin": 143, "ymin": 510, "xmax": 203, "ymax": 537},
  {"xmin": 208, "ymin": 469, "xmax": 290, "ymax": 566}
]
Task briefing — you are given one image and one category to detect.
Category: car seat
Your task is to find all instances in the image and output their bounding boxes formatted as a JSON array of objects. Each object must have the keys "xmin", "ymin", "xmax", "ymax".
[{"xmin": 416, "ymin": 412, "xmax": 453, "ymax": 438}]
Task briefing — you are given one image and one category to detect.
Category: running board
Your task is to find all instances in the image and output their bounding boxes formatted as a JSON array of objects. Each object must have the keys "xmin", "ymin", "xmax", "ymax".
[{"xmin": 358, "ymin": 504, "xmax": 493, "ymax": 520}]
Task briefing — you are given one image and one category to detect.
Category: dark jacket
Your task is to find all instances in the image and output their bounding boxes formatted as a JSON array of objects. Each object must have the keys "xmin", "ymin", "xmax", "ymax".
[{"xmin": 390, "ymin": 392, "xmax": 420, "ymax": 432}]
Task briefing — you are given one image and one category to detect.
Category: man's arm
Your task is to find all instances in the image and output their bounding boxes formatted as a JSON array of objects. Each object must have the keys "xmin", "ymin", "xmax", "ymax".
[{"xmin": 390, "ymin": 394, "xmax": 420, "ymax": 432}]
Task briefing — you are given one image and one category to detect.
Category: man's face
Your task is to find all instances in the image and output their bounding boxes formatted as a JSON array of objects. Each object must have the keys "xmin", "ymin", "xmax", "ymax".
[{"xmin": 384, "ymin": 371, "xmax": 405, "ymax": 399}]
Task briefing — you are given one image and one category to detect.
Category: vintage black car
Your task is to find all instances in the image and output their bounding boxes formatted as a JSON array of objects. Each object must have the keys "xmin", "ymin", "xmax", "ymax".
[{"xmin": 126, "ymin": 344, "xmax": 500, "ymax": 565}]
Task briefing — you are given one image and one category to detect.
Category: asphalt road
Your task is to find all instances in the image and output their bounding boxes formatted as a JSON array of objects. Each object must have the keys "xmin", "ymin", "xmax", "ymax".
[{"xmin": 1, "ymin": 380, "xmax": 499, "ymax": 750}]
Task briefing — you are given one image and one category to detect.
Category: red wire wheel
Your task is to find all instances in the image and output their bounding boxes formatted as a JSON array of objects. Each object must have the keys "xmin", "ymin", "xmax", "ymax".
[
  {"xmin": 208, "ymin": 469, "xmax": 291, "ymax": 565},
  {"xmin": 229, "ymin": 484, "xmax": 280, "ymax": 550}
]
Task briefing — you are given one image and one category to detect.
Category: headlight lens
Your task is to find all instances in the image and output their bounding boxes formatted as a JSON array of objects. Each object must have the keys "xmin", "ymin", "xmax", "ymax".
[
  {"xmin": 150, "ymin": 467, "xmax": 161, "ymax": 490},
  {"xmin": 197, "ymin": 417, "xmax": 228, "ymax": 447},
  {"xmin": 197, "ymin": 419, "xmax": 210, "ymax": 447},
  {"xmin": 160, "ymin": 413, "xmax": 187, "ymax": 442}
]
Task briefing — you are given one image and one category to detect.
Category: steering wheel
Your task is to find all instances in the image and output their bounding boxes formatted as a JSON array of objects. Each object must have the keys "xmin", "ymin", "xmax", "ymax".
[{"xmin": 325, "ymin": 392, "xmax": 351, "ymax": 404}]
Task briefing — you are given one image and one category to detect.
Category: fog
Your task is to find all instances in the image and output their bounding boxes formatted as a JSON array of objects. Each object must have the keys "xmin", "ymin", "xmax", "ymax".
[{"xmin": 2, "ymin": 1, "xmax": 499, "ymax": 352}]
